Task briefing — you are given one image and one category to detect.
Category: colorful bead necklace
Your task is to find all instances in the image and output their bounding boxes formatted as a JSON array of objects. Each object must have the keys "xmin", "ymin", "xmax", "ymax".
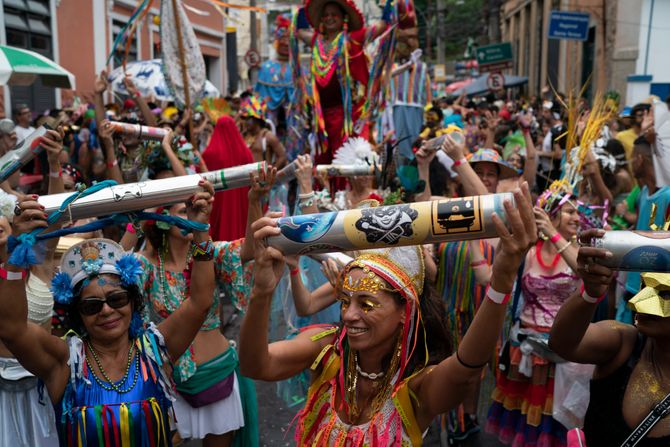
[
  {"xmin": 312, "ymin": 32, "xmax": 344, "ymax": 85},
  {"xmin": 85, "ymin": 339, "xmax": 139, "ymax": 394}
]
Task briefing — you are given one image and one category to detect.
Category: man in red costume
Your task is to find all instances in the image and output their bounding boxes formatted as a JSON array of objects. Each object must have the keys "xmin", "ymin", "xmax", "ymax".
[
  {"xmin": 296, "ymin": 0, "xmax": 403, "ymax": 165},
  {"xmin": 201, "ymin": 116, "xmax": 254, "ymax": 241}
]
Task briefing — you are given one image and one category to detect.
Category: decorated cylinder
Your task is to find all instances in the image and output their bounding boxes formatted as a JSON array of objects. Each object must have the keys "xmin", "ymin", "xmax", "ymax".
[
  {"xmin": 267, "ymin": 193, "xmax": 513, "ymax": 255},
  {"xmin": 39, "ymin": 162, "xmax": 265, "ymax": 223},
  {"xmin": 315, "ymin": 164, "xmax": 376, "ymax": 177},
  {"xmin": 0, "ymin": 125, "xmax": 50, "ymax": 183},
  {"xmin": 593, "ymin": 231, "xmax": 670, "ymax": 272},
  {"xmin": 107, "ymin": 121, "xmax": 169, "ymax": 141}
]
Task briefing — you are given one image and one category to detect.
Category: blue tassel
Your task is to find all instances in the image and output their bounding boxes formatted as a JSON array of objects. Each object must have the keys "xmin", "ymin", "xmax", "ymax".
[{"xmin": 129, "ymin": 311, "xmax": 144, "ymax": 338}]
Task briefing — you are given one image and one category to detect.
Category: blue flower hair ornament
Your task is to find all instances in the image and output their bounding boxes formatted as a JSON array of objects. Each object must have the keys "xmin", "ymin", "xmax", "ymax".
[
  {"xmin": 115, "ymin": 254, "xmax": 143, "ymax": 288},
  {"xmin": 51, "ymin": 271, "xmax": 74, "ymax": 305}
]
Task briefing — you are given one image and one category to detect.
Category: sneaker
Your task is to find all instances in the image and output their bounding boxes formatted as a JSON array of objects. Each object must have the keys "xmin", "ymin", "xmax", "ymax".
[{"xmin": 449, "ymin": 414, "xmax": 481, "ymax": 442}]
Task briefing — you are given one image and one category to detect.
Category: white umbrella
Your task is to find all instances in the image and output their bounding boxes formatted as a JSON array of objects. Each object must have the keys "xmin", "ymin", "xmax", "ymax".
[
  {"xmin": 109, "ymin": 59, "xmax": 220, "ymax": 102},
  {"xmin": 0, "ymin": 44, "xmax": 75, "ymax": 89}
]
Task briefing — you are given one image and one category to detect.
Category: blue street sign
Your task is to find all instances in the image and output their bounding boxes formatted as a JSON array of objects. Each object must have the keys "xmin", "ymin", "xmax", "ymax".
[{"xmin": 548, "ymin": 10, "xmax": 590, "ymax": 41}]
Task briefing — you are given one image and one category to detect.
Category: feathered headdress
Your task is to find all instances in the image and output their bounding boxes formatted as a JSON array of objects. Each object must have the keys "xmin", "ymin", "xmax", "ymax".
[{"xmin": 332, "ymin": 137, "xmax": 380, "ymax": 166}]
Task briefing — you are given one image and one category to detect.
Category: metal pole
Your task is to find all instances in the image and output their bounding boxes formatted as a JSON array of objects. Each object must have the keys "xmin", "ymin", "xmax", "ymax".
[{"xmin": 250, "ymin": 0, "xmax": 259, "ymax": 85}]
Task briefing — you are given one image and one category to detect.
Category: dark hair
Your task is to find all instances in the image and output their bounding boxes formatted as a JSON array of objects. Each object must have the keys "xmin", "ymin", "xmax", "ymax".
[
  {"xmin": 633, "ymin": 135, "xmax": 653, "ymax": 159},
  {"xmin": 323, "ymin": 1, "xmax": 346, "ymax": 17},
  {"xmin": 335, "ymin": 276, "xmax": 451, "ymax": 379},
  {"xmin": 429, "ymin": 157, "xmax": 450, "ymax": 196},
  {"xmin": 66, "ymin": 277, "xmax": 144, "ymax": 335}
]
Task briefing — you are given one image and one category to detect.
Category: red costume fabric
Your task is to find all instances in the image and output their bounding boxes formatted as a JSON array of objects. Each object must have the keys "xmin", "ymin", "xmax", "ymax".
[
  {"xmin": 202, "ymin": 116, "xmax": 254, "ymax": 241},
  {"xmin": 312, "ymin": 27, "xmax": 370, "ymax": 166}
]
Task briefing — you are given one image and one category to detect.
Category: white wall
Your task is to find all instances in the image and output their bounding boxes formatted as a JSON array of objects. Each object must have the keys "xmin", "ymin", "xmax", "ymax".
[{"xmin": 635, "ymin": 0, "xmax": 670, "ymax": 81}]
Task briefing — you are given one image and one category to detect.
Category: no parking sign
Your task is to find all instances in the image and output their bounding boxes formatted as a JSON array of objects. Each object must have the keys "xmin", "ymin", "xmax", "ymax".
[{"xmin": 487, "ymin": 72, "xmax": 505, "ymax": 91}]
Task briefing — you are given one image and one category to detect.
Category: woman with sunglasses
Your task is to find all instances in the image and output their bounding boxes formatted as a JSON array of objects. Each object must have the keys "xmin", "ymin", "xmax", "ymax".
[{"xmin": 0, "ymin": 181, "xmax": 215, "ymax": 447}]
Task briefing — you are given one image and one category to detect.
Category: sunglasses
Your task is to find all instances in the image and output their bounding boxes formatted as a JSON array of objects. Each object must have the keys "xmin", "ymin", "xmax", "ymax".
[{"xmin": 77, "ymin": 291, "xmax": 131, "ymax": 316}]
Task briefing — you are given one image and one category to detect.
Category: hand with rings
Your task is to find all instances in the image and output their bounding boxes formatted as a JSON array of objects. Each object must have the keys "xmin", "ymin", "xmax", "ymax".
[{"xmin": 11, "ymin": 195, "xmax": 48, "ymax": 237}]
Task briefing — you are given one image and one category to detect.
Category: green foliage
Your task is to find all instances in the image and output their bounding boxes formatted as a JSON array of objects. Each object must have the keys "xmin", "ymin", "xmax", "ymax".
[{"xmin": 414, "ymin": 0, "xmax": 486, "ymax": 61}]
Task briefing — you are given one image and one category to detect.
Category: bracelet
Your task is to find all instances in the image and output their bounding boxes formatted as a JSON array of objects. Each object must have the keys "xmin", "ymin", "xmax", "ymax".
[
  {"xmin": 290, "ymin": 267, "xmax": 300, "ymax": 276},
  {"xmin": 49, "ymin": 169, "xmax": 62, "ymax": 178},
  {"xmin": 125, "ymin": 223, "xmax": 137, "ymax": 234},
  {"xmin": 133, "ymin": 91, "xmax": 141, "ymax": 98},
  {"xmin": 580, "ymin": 284, "xmax": 606, "ymax": 304},
  {"xmin": 470, "ymin": 259, "xmax": 487, "ymax": 268},
  {"xmin": 298, "ymin": 191, "xmax": 315, "ymax": 200},
  {"xmin": 549, "ymin": 233, "xmax": 561, "ymax": 244},
  {"xmin": 107, "ymin": 159, "xmax": 118, "ymax": 168},
  {"xmin": 452, "ymin": 157, "xmax": 468, "ymax": 168},
  {"xmin": 191, "ymin": 239, "xmax": 214, "ymax": 261},
  {"xmin": 456, "ymin": 350, "xmax": 488, "ymax": 369},
  {"xmin": 522, "ymin": 127, "xmax": 531, "ymax": 135},
  {"xmin": 299, "ymin": 198, "xmax": 315, "ymax": 208},
  {"xmin": 557, "ymin": 242, "xmax": 571, "ymax": 254},
  {"xmin": 485, "ymin": 285, "xmax": 511, "ymax": 305},
  {"xmin": 0, "ymin": 265, "xmax": 27, "ymax": 281}
]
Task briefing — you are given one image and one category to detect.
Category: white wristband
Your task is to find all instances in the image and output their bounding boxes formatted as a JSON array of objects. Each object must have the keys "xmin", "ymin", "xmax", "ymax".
[{"xmin": 485, "ymin": 285, "xmax": 511, "ymax": 304}]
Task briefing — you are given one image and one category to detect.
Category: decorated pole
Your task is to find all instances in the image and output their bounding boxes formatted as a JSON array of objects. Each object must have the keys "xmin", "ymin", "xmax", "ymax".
[
  {"xmin": 593, "ymin": 231, "xmax": 670, "ymax": 272},
  {"xmin": 0, "ymin": 125, "xmax": 50, "ymax": 183},
  {"xmin": 419, "ymin": 127, "xmax": 465, "ymax": 153},
  {"xmin": 267, "ymin": 193, "xmax": 513, "ymax": 255},
  {"xmin": 39, "ymin": 162, "xmax": 265, "ymax": 223},
  {"xmin": 107, "ymin": 121, "xmax": 169, "ymax": 141},
  {"xmin": 309, "ymin": 252, "xmax": 354, "ymax": 266},
  {"xmin": 170, "ymin": 0, "xmax": 195, "ymax": 147}
]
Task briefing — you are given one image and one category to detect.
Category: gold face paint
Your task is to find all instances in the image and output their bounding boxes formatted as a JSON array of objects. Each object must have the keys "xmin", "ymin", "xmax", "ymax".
[{"xmin": 342, "ymin": 266, "xmax": 395, "ymax": 296}]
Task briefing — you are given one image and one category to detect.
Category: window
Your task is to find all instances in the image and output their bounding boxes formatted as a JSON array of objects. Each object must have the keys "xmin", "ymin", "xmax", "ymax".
[
  {"xmin": 111, "ymin": 18, "xmax": 138, "ymax": 66},
  {"xmin": 3, "ymin": 0, "xmax": 56, "ymax": 112}
]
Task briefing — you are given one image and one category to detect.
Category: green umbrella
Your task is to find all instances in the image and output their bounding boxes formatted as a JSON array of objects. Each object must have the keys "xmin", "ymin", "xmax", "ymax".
[{"xmin": 0, "ymin": 45, "xmax": 75, "ymax": 89}]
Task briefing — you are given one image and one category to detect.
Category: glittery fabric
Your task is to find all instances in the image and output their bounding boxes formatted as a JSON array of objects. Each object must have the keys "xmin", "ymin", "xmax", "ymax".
[{"xmin": 519, "ymin": 246, "xmax": 580, "ymax": 329}]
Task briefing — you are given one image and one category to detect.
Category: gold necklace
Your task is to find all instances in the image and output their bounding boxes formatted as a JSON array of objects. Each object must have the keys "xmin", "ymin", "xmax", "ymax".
[{"xmin": 85, "ymin": 340, "xmax": 139, "ymax": 394}]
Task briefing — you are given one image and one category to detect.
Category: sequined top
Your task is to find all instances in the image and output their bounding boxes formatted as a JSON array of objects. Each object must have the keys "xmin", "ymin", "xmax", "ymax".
[
  {"xmin": 136, "ymin": 239, "xmax": 253, "ymax": 383},
  {"xmin": 519, "ymin": 245, "xmax": 580, "ymax": 329}
]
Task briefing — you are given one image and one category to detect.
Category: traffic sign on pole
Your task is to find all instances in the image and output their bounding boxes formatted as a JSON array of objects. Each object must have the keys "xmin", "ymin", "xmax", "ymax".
[
  {"xmin": 476, "ymin": 42, "xmax": 513, "ymax": 73},
  {"xmin": 486, "ymin": 72, "xmax": 505, "ymax": 91},
  {"xmin": 548, "ymin": 11, "xmax": 590, "ymax": 41}
]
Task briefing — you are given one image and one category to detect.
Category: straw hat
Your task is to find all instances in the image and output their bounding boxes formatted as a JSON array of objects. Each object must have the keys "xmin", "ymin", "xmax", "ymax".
[{"xmin": 305, "ymin": 0, "xmax": 365, "ymax": 32}]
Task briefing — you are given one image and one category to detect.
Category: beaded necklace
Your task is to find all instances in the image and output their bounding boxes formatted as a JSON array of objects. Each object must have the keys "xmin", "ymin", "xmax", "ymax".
[
  {"xmin": 535, "ymin": 240, "xmax": 561, "ymax": 270},
  {"xmin": 156, "ymin": 247, "xmax": 193, "ymax": 307},
  {"xmin": 85, "ymin": 339, "xmax": 139, "ymax": 394},
  {"xmin": 312, "ymin": 32, "xmax": 344, "ymax": 85}
]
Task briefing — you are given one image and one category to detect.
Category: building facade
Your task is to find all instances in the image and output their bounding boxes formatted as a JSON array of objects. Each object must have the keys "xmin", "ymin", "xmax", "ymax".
[
  {"xmin": 501, "ymin": 0, "xmax": 670, "ymax": 105},
  {"xmin": 0, "ymin": 0, "xmax": 259, "ymax": 117}
]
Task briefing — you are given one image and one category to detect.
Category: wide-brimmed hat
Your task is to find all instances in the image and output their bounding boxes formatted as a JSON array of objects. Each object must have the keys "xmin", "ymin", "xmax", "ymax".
[
  {"xmin": 468, "ymin": 148, "xmax": 520, "ymax": 180},
  {"xmin": 305, "ymin": 0, "xmax": 365, "ymax": 32}
]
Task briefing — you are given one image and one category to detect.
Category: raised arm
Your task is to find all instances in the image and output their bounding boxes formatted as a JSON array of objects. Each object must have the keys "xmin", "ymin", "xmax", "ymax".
[
  {"xmin": 123, "ymin": 75, "xmax": 157, "ymax": 127},
  {"xmin": 287, "ymin": 256, "xmax": 338, "ymax": 317},
  {"xmin": 241, "ymin": 166, "xmax": 277, "ymax": 263},
  {"xmin": 413, "ymin": 183, "xmax": 536, "ymax": 424},
  {"xmin": 157, "ymin": 180, "xmax": 215, "ymax": 361},
  {"xmin": 239, "ymin": 215, "xmax": 329, "ymax": 381},
  {"xmin": 533, "ymin": 206, "xmax": 578, "ymax": 272},
  {"xmin": 549, "ymin": 229, "xmax": 637, "ymax": 369},
  {"xmin": 414, "ymin": 147, "xmax": 436, "ymax": 202},
  {"xmin": 269, "ymin": 133, "xmax": 288, "ymax": 169},
  {"xmin": 0, "ymin": 197, "xmax": 70, "ymax": 401},
  {"xmin": 97, "ymin": 119, "xmax": 124, "ymax": 183},
  {"xmin": 160, "ymin": 130, "xmax": 187, "ymax": 178},
  {"xmin": 518, "ymin": 114, "xmax": 537, "ymax": 189},
  {"xmin": 441, "ymin": 134, "xmax": 488, "ymax": 196}
]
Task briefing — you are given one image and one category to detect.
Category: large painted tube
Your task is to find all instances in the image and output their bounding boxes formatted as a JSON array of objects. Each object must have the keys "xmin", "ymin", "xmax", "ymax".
[
  {"xmin": 268, "ymin": 193, "xmax": 513, "ymax": 255},
  {"xmin": 107, "ymin": 121, "xmax": 169, "ymax": 141},
  {"xmin": 39, "ymin": 162, "xmax": 265, "ymax": 223},
  {"xmin": 0, "ymin": 125, "xmax": 50, "ymax": 183},
  {"xmin": 593, "ymin": 231, "xmax": 670, "ymax": 272}
]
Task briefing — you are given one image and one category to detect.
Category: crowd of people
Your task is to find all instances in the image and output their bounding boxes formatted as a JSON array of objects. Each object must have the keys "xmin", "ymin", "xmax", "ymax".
[{"xmin": 0, "ymin": 1, "xmax": 669, "ymax": 447}]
